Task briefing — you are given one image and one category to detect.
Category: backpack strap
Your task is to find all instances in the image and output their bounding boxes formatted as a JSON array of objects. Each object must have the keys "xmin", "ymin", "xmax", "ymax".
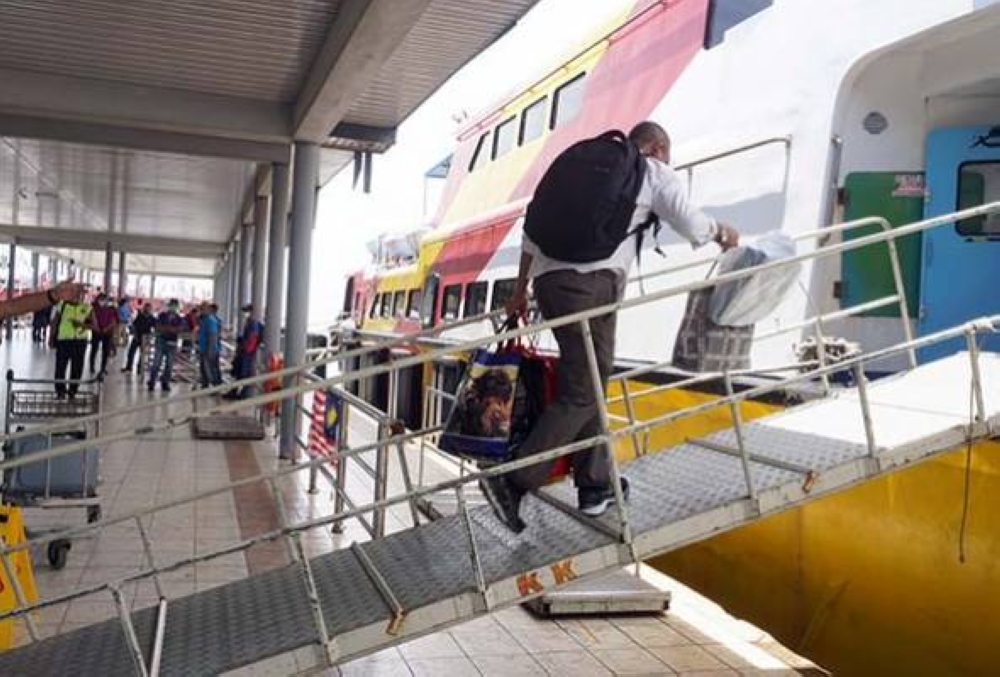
[{"xmin": 629, "ymin": 213, "xmax": 664, "ymax": 294}]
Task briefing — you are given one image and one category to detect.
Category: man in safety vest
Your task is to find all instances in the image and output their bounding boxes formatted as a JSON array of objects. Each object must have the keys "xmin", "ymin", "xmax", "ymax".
[{"xmin": 52, "ymin": 284, "xmax": 93, "ymax": 398}]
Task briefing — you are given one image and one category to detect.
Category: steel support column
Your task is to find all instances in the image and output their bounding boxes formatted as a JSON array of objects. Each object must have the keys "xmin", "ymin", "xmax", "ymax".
[
  {"xmin": 264, "ymin": 162, "xmax": 290, "ymax": 360},
  {"xmin": 150, "ymin": 275, "xmax": 157, "ymax": 301},
  {"xmin": 118, "ymin": 251, "xmax": 127, "ymax": 298},
  {"xmin": 251, "ymin": 195, "xmax": 269, "ymax": 316},
  {"xmin": 280, "ymin": 142, "xmax": 320, "ymax": 460},
  {"xmin": 6, "ymin": 243, "xmax": 16, "ymax": 339},
  {"xmin": 103, "ymin": 242, "xmax": 113, "ymax": 293},
  {"xmin": 30, "ymin": 251, "xmax": 39, "ymax": 289},
  {"xmin": 238, "ymin": 225, "xmax": 252, "ymax": 311}
]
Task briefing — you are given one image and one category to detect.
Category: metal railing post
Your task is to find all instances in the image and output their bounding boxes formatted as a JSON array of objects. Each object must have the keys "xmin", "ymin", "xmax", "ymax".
[
  {"xmin": 852, "ymin": 362, "xmax": 878, "ymax": 458},
  {"xmin": 812, "ymin": 318, "xmax": 831, "ymax": 393},
  {"xmin": 373, "ymin": 420, "xmax": 389, "ymax": 538},
  {"xmin": 332, "ymin": 400, "xmax": 348, "ymax": 533},
  {"xmin": 135, "ymin": 516, "xmax": 166, "ymax": 600},
  {"xmin": 455, "ymin": 484, "xmax": 489, "ymax": 611},
  {"xmin": 579, "ymin": 319, "xmax": 636, "ymax": 561},
  {"xmin": 111, "ymin": 585, "xmax": 149, "ymax": 677},
  {"xmin": 966, "ymin": 328, "xmax": 987, "ymax": 424},
  {"xmin": 619, "ymin": 380, "xmax": 644, "ymax": 457},
  {"xmin": 723, "ymin": 372, "xmax": 756, "ymax": 502}
]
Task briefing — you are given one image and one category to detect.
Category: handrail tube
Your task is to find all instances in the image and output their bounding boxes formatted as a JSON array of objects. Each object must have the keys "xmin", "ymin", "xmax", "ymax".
[
  {"xmin": 606, "ymin": 360, "xmax": 819, "ymax": 408},
  {"xmin": 674, "ymin": 136, "xmax": 792, "ymax": 172},
  {"xmin": 2, "ymin": 202, "xmax": 998, "ymax": 469},
  {"xmin": 0, "ymin": 211, "xmax": 899, "ymax": 445},
  {"xmin": 2, "ymin": 314, "xmax": 996, "ymax": 626},
  {"xmin": 754, "ymin": 295, "xmax": 899, "ymax": 341}
]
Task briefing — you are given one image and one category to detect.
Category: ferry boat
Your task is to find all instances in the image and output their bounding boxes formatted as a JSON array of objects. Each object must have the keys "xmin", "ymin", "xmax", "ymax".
[{"xmin": 336, "ymin": 1, "xmax": 1000, "ymax": 674}]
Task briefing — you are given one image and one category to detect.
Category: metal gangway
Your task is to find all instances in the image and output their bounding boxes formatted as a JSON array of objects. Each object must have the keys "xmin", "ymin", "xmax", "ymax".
[{"xmin": 0, "ymin": 202, "xmax": 998, "ymax": 676}]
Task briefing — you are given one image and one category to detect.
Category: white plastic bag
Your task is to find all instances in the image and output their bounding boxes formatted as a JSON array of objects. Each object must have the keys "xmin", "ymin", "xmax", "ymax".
[{"xmin": 708, "ymin": 231, "xmax": 801, "ymax": 327}]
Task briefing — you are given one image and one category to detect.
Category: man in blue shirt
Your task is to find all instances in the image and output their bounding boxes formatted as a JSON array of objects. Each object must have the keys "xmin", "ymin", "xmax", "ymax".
[
  {"xmin": 197, "ymin": 303, "xmax": 223, "ymax": 388},
  {"xmin": 148, "ymin": 299, "xmax": 186, "ymax": 393},
  {"xmin": 224, "ymin": 304, "xmax": 264, "ymax": 400}
]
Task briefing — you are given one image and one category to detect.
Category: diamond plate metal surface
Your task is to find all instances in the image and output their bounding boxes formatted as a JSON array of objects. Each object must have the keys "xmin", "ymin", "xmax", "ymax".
[
  {"xmin": 0, "ymin": 400, "xmax": 975, "ymax": 674},
  {"xmin": 192, "ymin": 415, "xmax": 266, "ymax": 440},
  {"xmin": 707, "ymin": 424, "xmax": 868, "ymax": 472}
]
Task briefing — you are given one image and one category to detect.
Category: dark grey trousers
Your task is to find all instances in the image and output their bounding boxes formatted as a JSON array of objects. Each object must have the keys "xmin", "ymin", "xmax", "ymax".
[{"xmin": 510, "ymin": 269, "xmax": 622, "ymax": 492}]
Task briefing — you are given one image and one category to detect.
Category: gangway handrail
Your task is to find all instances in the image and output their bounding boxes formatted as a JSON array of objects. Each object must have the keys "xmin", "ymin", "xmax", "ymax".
[
  {"xmin": 0, "ymin": 312, "xmax": 995, "ymax": 635},
  {"xmin": 674, "ymin": 135, "xmax": 792, "ymax": 173},
  {"xmin": 1, "ymin": 200, "xmax": 998, "ymax": 462}
]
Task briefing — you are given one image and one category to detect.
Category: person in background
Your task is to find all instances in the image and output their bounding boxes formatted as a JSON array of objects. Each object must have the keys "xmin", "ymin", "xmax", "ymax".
[
  {"xmin": 31, "ymin": 307, "xmax": 50, "ymax": 344},
  {"xmin": 147, "ymin": 299, "xmax": 186, "ymax": 393},
  {"xmin": 197, "ymin": 303, "xmax": 223, "ymax": 388},
  {"xmin": 89, "ymin": 293, "xmax": 118, "ymax": 377},
  {"xmin": 225, "ymin": 304, "xmax": 264, "ymax": 400},
  {"xmin": 116, "ymin": 297, "xmax": 133, "ymax": 348},
  {"xmin": 122, "ymin": 302, "xmax": 155, "ymax": 375},
  {"xmin": 52, "ymin": 285, "xmax": 93, "ymax": 399}
]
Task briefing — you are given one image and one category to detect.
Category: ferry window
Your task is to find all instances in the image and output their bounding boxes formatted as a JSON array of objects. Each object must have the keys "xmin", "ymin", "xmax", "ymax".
[
  {"xmin": 469, "ymin": 131, "xmax": 492, "ymax": 172},
  {"xmin": 956, "ymin": 162, "xmax": 1000, "ymax": 238},
  {"xmin": 490, "ymin": 278, "xmax": 517, "ymax": 312},
  {"xmin": 369, "ymin": 295, "xmax": 380, "ymax": 319},
  {"xmin": 420, "ymin": 274, "xmax": 440, "ymax": 328},
  {"xmin": 391, "ymin": 290, "xmax": 406, "ymax": 317},
  {"xmin": 704, "ymin": 0, "xmax": 772, "ymax": 48},
  {"xmin": 463, "ymin": 281, "xmax": 488, "ymax": 318},
  {"xmin": 406, "ymin": 289, "xmax": 422, "ymax": 319},
  {"xmin": 520, "ymin": 97, "xmax": 547, "ymax": 144},
  {"xmin": 442, "ymin": 284, "xmax": 463, "ymax": 321},
  {"xmin": 493, "ymin": 116, "xmax": 518, "ymax": 159},
  {"xmin": 379, "ymin": 293, "xmax": 392, "ymax": 318},
  {"xmin": 551, "ymin": 74, "xmax": 586, "ymax": 129}
]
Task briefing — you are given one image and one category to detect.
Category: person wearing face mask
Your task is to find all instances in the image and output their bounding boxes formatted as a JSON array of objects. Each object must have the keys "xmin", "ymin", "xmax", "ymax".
[
  {"xmin": 147, "ymin": 299, "xmax": 186, "ymax": 393},
  {"xmin": 51, "ymin": 284, "xmax": 93, "ymax": 399},
  {"xmin": 122, "ymin": 302, "xmax": 155, "ymax": 375},
  {"xmin": 89, "ymin": 293, "xmax": 119, "ymax": 377}
]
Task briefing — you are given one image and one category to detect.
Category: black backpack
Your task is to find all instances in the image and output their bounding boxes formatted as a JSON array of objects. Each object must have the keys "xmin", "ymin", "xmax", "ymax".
[{"xmin": 523, "ymin": 130, "xmax": 653, "ymax": 263}]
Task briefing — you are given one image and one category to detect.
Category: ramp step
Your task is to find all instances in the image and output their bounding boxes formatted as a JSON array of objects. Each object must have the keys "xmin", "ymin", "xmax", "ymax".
[{"xmin": 192, "ymin": 415, "xmax": 265, "ymax": 440}]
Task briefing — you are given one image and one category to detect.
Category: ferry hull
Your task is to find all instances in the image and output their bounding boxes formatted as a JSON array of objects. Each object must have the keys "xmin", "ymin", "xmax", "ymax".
[{"xmin": 632, "ymin": 386, "xmax": 1000, "ymax": 677}]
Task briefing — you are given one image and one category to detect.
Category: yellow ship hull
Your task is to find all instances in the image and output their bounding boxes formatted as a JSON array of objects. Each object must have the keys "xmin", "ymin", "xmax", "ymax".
[{"xmin": 613, "ymin": 382, "xmax": 999, "ymax": 677}]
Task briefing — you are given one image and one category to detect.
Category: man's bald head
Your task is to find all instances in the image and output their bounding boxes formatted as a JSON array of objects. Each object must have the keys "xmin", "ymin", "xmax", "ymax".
[{"xmin": 628, "ymin": 121, "xmax": 671, "ymax": 163}]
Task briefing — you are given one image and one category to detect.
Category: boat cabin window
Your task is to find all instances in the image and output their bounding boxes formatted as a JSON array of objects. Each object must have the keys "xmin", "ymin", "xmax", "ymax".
[
  {"xmin": 490, "ymin": 278, "xmax": 517, "ymax": 312},
  {"xmin": 551, "ymin": 73, "xmax": 586, "ymax": 129},
  {"xmin": 956, "ymin": 162, "xmax": 1000, "ymax": 238},
  {"xmin": 369, "ymin": 294, "xmax": 380, "ymax": 319},
  {"xmin": 469, "ymin": 130, "xmax": 492, "ymax": 172},
  {"xmin": 493, "ymin": 116, "xmax": 518, "ymax": 159},
  {"xmin": 520, "ymin": 97, "xmax": 547, "ymax": 144},
  {"xmin": 379, "ymin": 293, "xmax": 392, "ymax": 318},
  {"xmin": 420, "ymin": 274, "xmax": 440, "ymax": 328},
  {"xmin": 441, "ymin": 284, "xmax": 463, "ymax": 321},
  {"xmin": 463, "ymin": 281, "xmax": 488, "ymax": 318},
  {"xmin": 406, "ymin": 289, "xmax": 422, "ymax": 320},
  {"xmin": 391, "ymin": 290, "xmax": 406, "ymax": 317}
]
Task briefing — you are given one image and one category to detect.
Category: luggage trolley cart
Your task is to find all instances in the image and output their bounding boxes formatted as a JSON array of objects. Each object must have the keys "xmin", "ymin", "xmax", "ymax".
[{"xmin": 2, "ymin": 370, "xmax": 103, "ymax": 569}]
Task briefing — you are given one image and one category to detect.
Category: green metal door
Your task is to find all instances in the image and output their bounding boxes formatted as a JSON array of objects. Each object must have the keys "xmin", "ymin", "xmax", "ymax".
[{"xmin": 840, "ymin": 172, "xmax": 924, "ymax": 317}]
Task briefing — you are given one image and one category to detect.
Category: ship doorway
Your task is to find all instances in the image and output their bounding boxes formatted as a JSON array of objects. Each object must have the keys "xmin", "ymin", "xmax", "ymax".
[{"xmin": 919, "ymin": 126, "xmax": 1000, "ymax": 361}]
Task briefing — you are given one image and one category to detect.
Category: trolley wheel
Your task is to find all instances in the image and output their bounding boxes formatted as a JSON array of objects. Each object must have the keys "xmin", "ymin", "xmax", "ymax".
[
  {"xmin": 47, "ymin": 540, "xmax": 71, "ymax": 570},
  {"xmin": 87, "ymin": 506, "xmax": 102, "ymax": 523}
]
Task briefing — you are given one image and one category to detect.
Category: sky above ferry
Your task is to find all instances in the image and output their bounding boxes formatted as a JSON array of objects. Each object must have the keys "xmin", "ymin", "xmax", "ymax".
[{"xmin": 309, "ymin": 0, "xmax": 634, "ymax": 328}]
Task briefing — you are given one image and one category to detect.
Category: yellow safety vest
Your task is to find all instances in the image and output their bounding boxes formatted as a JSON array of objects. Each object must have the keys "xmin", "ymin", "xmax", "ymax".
[{"xmin": 56, "ymin": 302, "xmax": 91, "ymax": 341}]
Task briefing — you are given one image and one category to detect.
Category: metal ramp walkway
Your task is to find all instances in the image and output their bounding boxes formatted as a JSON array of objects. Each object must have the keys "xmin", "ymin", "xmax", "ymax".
[{"xmin": 0, "ymin": 352, "xmax": 997, "ymax": 676}]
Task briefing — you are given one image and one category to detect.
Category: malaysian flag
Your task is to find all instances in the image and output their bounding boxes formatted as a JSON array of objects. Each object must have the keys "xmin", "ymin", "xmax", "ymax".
[{"xmin": 308, "ymin": 389, "xmax": 340, "ymax": 461}]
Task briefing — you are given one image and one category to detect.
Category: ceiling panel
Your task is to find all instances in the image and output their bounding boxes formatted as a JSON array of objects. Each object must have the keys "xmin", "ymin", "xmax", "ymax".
[{"xmin": 0, "ymin": 0, "xmax": 341, "ymax": 102}]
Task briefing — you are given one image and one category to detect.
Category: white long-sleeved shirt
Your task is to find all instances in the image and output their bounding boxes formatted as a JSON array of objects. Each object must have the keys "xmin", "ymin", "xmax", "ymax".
[{"xmin": 523, "ymin": 157, "xmax": 718, "ymax": 279}]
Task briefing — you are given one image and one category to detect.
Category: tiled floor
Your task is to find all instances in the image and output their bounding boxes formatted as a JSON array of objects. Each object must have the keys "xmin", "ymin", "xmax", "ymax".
[{"xmin": 2, "ymin": 337, "xmax": 824, "ymax": 675}]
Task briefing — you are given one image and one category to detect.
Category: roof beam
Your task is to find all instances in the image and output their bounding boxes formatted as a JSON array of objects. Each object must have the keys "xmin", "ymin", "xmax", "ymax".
[
  {"xmin": 0, "ymin": 225, "xmax": 224, "ymax": 259},
  {"xmin": 293, "ymin": 0, "xmax": 434, "ymax": 142},
  {"xmin": 0, "ymin": 68, "xmax": 292, "ymax": 162}
]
